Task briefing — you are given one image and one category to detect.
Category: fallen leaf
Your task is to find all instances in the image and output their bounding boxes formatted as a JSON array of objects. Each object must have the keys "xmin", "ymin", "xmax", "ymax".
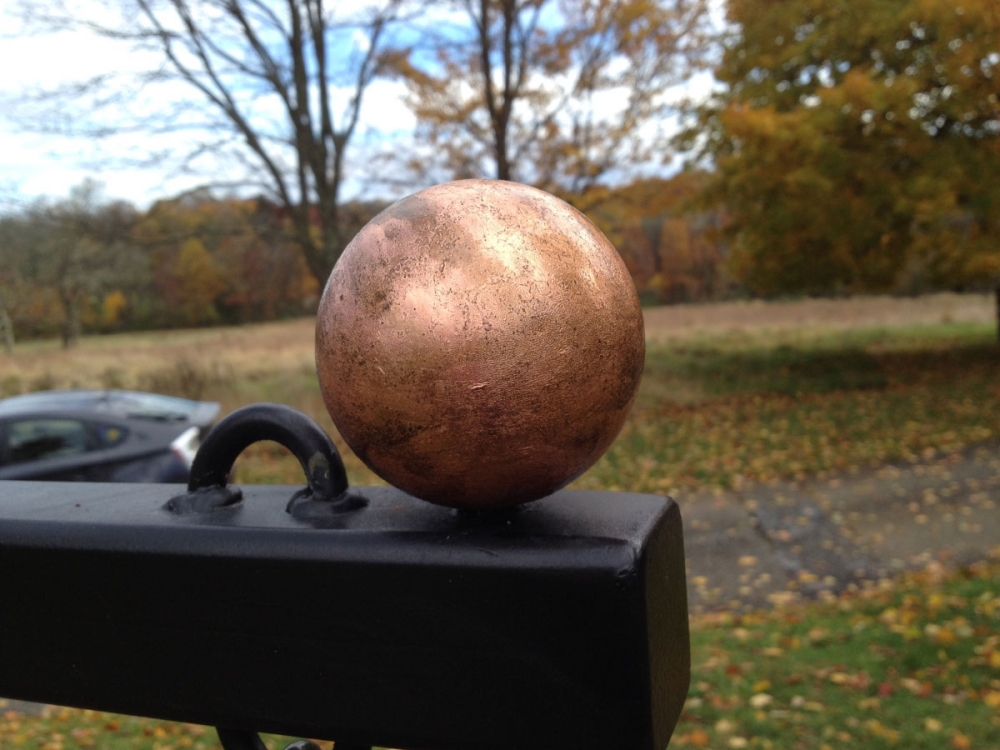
[{"xmin": 951, "ymin": 730, "xmax": 971, "ymax": 749}]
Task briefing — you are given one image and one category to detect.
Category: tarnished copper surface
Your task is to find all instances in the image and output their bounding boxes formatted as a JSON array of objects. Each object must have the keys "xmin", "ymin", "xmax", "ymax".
[{"xmin": 315, "ymin": 180, "xmax": 644, "ymax": 509}]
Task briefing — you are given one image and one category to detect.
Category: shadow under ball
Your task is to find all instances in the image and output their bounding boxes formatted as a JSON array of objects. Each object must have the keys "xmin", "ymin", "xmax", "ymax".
[{"xmin": 316, "ymin": 179, "xmax": 645, "ymax": 510}]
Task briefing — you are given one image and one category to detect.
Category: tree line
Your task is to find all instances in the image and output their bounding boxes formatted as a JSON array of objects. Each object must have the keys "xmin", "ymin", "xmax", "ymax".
[
  {"xmin": 0, "ymin": 181, "xmax": 387, "ymax": 349},
  {"xmin": 0, "ymin": 175, "xmax": 730, "ymax": 350},
  {"xmin": 2, "ymin": 0, "xmax": 997, "ymax": 346}
]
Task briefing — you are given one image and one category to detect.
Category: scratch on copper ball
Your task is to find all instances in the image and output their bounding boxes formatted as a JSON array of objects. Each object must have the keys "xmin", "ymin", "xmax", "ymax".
[{"xmin": 316, "ymin": 179, "xmax": 644, "ymax": 510}]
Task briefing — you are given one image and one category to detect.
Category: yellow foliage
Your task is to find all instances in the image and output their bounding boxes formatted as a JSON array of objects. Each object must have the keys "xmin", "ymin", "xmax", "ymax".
[
  {"xmin": 101, "ymin": 290, "xmax": 128, "ymax": 326},
  {"xmin": 694, "ymin": 0, "xmax": 1000, "ymax": 296},
  {"xmin": 175, "ymin": 238, "xmax": 225, "ymax": 325}
]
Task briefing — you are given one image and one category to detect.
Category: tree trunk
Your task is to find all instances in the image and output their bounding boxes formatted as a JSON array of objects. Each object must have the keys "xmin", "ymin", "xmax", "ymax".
[
  {"xmin": 0, "ymin": 307, "xmax": 13, "ymax": 353},
  {"xmin": 496, "ymin": 140, "xmax": 511, "ymax": 182},
  {"xmin": 292, "ymin": 209, "xmax": 342, "ymax": 289},
  {"xmin": 59, "ymin": 288, "xmax": 81, "ymax": 349},
  {"xmin": 995, "ymin": 285, "xmax": 1000, "ymax": 343}
]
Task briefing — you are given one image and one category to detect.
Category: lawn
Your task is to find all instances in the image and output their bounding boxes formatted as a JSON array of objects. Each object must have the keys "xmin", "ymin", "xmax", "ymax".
[
  {"xmin": 1, "ymin": 292, "xmax": 998, "ymax": 748},
  {"xmin": 579, "ymin": 321, "xmax": 1000, "ymax": 495},
  {"xmin": 2, "ymin": 293, "xmax": 996, "ymax": 493},
  {"xmin": 677, "ymin": 557, "xmax": 1000, "ymax": 750}
]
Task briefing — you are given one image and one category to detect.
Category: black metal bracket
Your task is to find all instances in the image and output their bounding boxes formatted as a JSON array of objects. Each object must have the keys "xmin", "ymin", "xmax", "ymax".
[
  {"xmin": 165, "ymin": 404, "xmax": 370, "ymax": 750},
  {"xmin": 164, "ymin": 403, "xmax": 365, "ymax": 517}
]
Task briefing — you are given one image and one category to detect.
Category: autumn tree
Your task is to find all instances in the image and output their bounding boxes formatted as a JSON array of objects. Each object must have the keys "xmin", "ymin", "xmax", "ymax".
[
  {"xmin": 394, "ymin": 0, "xmax": 712, "ymax": 191},
  {"xmin": 584, "ymin": 173, "xmax": 730, "ymax": 302},
  {"xmin": 0, "ymin": 211, "xmax": 63, "ymax": 347},
  {"xmin": 11, "ymin": 0, "xmax": 406, "ymax": 285},
  {"xmin": 133, "ymin": 194, "xmax": 317, "ymax": 326},
  {"xmin": 0, "ymin": 219, "xmax": 31, "ymax": 352},
  {"xmin": 682, "ymin": 0, "xmax": 1000, "ymax": 320},
  {"xmin": 174, "ymin": 237, "xmax": 226, "ymax": 325},
  {"xmin": 14, "ymin": 181, "xmax": 142, "ymax": 347}
]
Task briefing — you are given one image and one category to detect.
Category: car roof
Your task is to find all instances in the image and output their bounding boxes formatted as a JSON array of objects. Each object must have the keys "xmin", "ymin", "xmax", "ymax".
[{"xmin": 0, "ymin": 390, "xmax": 220, "ymax": 426}]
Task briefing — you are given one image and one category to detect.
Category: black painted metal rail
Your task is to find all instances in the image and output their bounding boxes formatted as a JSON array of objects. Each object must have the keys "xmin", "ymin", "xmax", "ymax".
[
  {"xmin": 0, "ymin": 481, "xmax": 688, "ymax": 749},
  {"xmin": 0, "ymin": 406, "xmax": 689, "ymax": 750}
]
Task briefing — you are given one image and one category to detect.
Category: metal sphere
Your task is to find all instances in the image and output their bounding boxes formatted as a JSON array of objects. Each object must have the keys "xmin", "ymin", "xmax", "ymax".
[{"xmin": 315, "ymin": 179, "xmax": 644, "ymax": 510}]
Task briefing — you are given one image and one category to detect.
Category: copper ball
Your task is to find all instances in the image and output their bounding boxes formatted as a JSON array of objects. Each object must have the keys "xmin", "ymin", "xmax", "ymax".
[{"xmin": 315, "ymin": 179, "xmax": 644, "ymax": 509}]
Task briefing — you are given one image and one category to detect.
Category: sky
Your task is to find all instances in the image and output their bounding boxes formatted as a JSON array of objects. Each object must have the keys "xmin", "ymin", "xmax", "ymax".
[
  {"xmin": 0, "ymin": 0, "xmax": 423, "ymax": 210},
  {"xmin": 0, "ymin": 0, "xmax": 717, "ymax": 212},
  {"xmin": 0, "ymin": 4, "xmax": 168, "ymax": 205}
]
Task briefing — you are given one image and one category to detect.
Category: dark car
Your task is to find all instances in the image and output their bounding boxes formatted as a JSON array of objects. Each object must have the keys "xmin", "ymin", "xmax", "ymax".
[{"xmin": 0, "ymin": 390, "xmax": 219, "ymax": 483}]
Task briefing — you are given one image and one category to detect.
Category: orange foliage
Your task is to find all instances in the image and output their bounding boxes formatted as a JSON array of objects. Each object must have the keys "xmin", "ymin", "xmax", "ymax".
[
  {"xmin": 575, "ymin": 174, "xmax": 732, "ymax": 303},
  {"xmin": 133, "ymin": 196, "xmax": 318, "ymax": 327}
]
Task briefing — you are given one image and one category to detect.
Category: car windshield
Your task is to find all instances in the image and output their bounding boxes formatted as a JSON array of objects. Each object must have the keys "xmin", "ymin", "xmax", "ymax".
[
  {"xmin": 0, "ymin": 390, "xmax": 206, "ymax": 422},
  {"xmin": 103, "ymin": 392, "xmax": 203, "ymax": 421}
]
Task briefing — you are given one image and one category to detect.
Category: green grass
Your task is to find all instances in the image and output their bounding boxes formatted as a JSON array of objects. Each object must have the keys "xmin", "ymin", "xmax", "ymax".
[
  {"xmin": 577, "ymin": 323, "xmax": 1000, "ymax": 494},
  {"xmin": 675, "ymin": 558, "xmax": 1000, "ymax": 750},
  {"xmin": 639, "ymin": 322, "xmax": 995, "ymax": 402},
  {"xmin": 196, "ymin": 320, "xmax": 1000, "ymax": 494}
]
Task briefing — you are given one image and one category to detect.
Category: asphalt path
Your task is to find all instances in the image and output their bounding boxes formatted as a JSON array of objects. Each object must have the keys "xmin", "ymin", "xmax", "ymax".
[{"xmin": 680, "ymin": 441, "xmax": 1000, "ymax": 614}]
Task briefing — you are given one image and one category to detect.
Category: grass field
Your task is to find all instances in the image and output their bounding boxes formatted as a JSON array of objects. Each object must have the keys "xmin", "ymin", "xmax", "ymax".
[
  {"xmin": 2, "ymin": 292, "xmax": 996, "ymax": 492},
  {"xmin": 678, "ymin": 557, "xmax": 1000, "ymax": 750},
  {"xmin": 2, "ymin": 292, "xmax": 999, "ymax": 749}
]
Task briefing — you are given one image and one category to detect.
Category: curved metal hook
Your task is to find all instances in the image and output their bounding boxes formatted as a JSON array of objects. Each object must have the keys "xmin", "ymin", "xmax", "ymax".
[
  {"xmin": 188, "ymin": 403, "xmax": 348, "ymax": 497},
  {"xmin": 165, "ymin": 403, "xmax": 360, "ymax": 515}
]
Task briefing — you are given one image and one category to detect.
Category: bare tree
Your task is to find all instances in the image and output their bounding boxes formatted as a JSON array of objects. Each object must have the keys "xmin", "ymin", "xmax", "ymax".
[
  {"xmin": 10, "ymin": 0, "xmax": 405, "ymax": 285},
  {"xmin": 0, "ymin": 272, "xmax": 21, "ymax": 353},
  {"xmin": 394, "ymin": 0, "xmax": 711, "ymax": 192}
]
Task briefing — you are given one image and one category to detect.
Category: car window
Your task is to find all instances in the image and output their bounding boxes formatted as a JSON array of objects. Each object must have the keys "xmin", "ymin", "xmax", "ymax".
[
  {"xmin": 4, "ymin": 419, "xmax": 93, "ymax": 465},
  {"xmin": 111, "ymin": 392, "xmax": 204, "ymax": 421}
]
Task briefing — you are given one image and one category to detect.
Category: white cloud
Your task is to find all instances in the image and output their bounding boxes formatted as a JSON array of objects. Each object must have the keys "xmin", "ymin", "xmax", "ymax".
[
  {"xmin": 358, "ymin": 79, "xmax": 415, "ymax": 134},
  {"xmin": 0, "ymin": 0, "xmax": 418, "ymax": 207}
]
